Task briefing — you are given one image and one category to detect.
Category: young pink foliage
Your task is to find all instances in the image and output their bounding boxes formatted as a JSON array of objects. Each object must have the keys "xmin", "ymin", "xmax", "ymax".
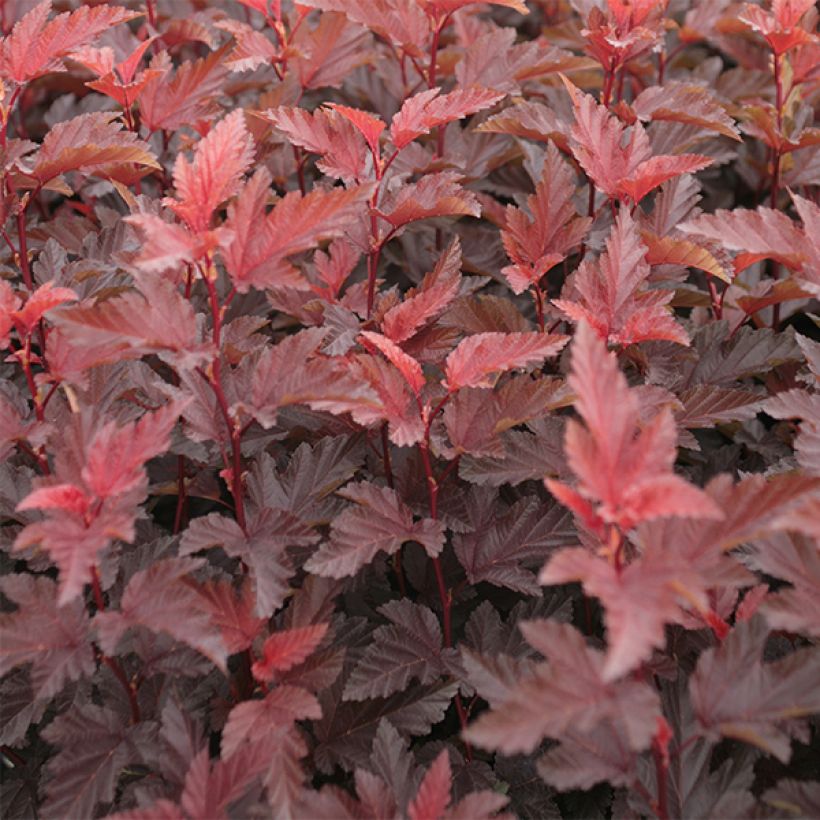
[
  {"xmin": 14, "ymin": 401, "xmax": 186, "ymax": 605},
  {"xmin": 564, "ymin": 80, "xmax": 713, "ymax": 203},
  {"xmin": 252, "ymin": 623, "xmax": 330, "ymax": 682},
  {"xmin": 545, "ymin": 322, "xmax": 722, "ymax": 533},
  {"xmin": 167, "ymin": 110, "xmax": 255, "ymax": 233},
  {"xmin": 389, "ymin": 86, "xmax": 505, "ymax": 149},
  {"xmin": 444, "ymin": 331, "xmax": 569, "ymax": 391},
  {"xmin": 359, "ymin": 331, "xmax": 425, "ymax": 396},
  {"xmin": 501, "ymin": 143, "xmax": 591, "ymax": 294},
  {"xmin": 0, "ymin": 0, "xmax": 139, "ymax": 84},
  {"xmin": 407, "ymin": 750, "xmax": 451, "ymax": 820},
  {"xmin": 553, "ymin": 209, "xmax": 690, "ymax": 347}
]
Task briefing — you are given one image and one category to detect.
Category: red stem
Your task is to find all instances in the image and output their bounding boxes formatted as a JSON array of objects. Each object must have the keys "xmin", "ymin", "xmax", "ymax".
[
  {"xmin": 16, "ymin": 205, "xmax": 33, "ymax": 290},
  {"xmin": 652, "ymin": 741, "xmax": 670, "ymax": 820},
  {"xmin": 770, "ymin": 50, "xmax": 783, "ymax": 328},
  {"xmin": 202, "ymin": 267, "xmax": 247, "ymax": 531},
  {"xmin": 90, "ymin": 566, "xmax": 141, "ymax": 724},
  {"xmin": 533, "ymin": 285, "xmax": 545, "ymax": 332}
]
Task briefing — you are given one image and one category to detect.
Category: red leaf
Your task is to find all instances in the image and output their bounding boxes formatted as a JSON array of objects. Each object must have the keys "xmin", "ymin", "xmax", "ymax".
[
  {"xmin": 53, "ymin": 279, "xmax": 212, "ymax": 368},
  {"xmin": 292, "ymin": 11, "xmax": 371, "ymax": 90},
  {"xmin": 553, "ymin": 209, "xmax": 690, "ymax": 347},
  {"xmin": 389, "ymin": 86, "xmax": 505, "ymax": 149},
  {"xmin": 501, "ymin": 142, "xmax": 591, "ymax": 294},
  {"xmin": 139, "ymin": 46, "xmax": 228, "ymax": 132},
  {"xmin": 221, "ymin": 685, "xmax": 321, "ymax": 759},
  {"xmin": 167, "ymin": 110, "xmax": 255, "ymax": 233},
  {"xmin": 343, "ymin": 600, "xmax": 444, "ymax": 701},
  {"xmin": 679, "ymin": 206, "xmax": 810, "ymax": 274},
  {"xmin": 14, "ymin": 112, "xmax": 159, "ymax": 191},
  {"xmin": 252, "ymin": 623, "xmax": 330, "ymax": 682},
  {"xmin": 304, "ymin": 482, "xmax": 445, "ymax": 577},
  {"xmin": 545, "ymin": 321, "xmax": 722, "ymax": 532},
  {"xmin": 0, "ymin": 575, "xmax": 94, "ymax": 699},
  {"xmin": 444, "ymin": 331, "xmax": 568, "ymax": 391},
  {"xmin": 94, "ymin": 557, "xmax": 229, "ymax": 672},
  {"xmin": 359, "ymin": 330, "xmax": 425, "ymax": 395},
  {"xmin": 297, "ymin": 0, "xmax": 429, "ymax": 57},
  {"xmin": 407, "ymin": 749, "xmax": 451, "ymax": 820},
  {"xmin": 381, "ymin": 238, "xmax": 462, "ymax": 343},
  {"xmin": 263, "ymin": 105, "xmax": 369, "ymax": 183},
  {"xmin": 198, "ymin": 579, "xmax": 266, "ymax": 655},
  {"xmin": 326, "ymin": 103, "xmax": 385, "ymax": 157},
  {"xmin": 463, "ymin": 619, "xmax": 662, "ymax": 754},
  {"xmin": 564, "ymin": 79, "xmax": 713, "ymax": 203},
  {"xmin": 222, "ymin": 179, "xmax": 370, "ymax": 292},
  {"xmin": 690, "ymin": 617, "xmax": 820, "ymax": 761},
  {"xmin": 0, "ymin": 0, "xmax": 138, "ymax": 84},
  {"xmin": 376, "ymin": 172, "xmax": 480, "ymax": 231},
  {"xmin": 11, "ymin": 281, "xmax": 77, "ymax": 338}
]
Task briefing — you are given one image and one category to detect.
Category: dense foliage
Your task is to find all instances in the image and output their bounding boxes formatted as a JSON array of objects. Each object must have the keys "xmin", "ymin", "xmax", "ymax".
[{"xmin": 1, "ymin": 0, "xmax": 819, "ymax": 817}]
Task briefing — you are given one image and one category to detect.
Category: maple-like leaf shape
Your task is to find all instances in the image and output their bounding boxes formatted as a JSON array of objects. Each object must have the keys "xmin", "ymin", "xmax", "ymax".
[
  {"xmin": 631, "ymin": 82, "xmax": 741, "ymax": 141},
  {"xmin": 376, "ymin": 172, "xmax": 480, "ymax": 232},
  {"xmin": 463, "ymin": 619, "xmax": 662, "ymax": 755},
  {"xmin": 297, "ymin": 0, "xmax": 429, "ymax": 56},
  {"xmin": 540, "ymin": 545, "xmax": 721, "ymax": 681},
  {"xmin": 739, "ymin": 1, "xmax": 816, "ymax": 53},
  {"xmin": 250, "ymin": 328, "xmax": 381, "ymax": 428},
  {"xmin": 0, "ymin": 0, "xmax": 138, "ymax": 84},
  {"xmin": 53, "ymin": 279, "xmax": 211, "ymax": 370},
  {"xmin": 0, "ymin": 280, "xmax": 77, "ymax": 343},
  {"xmin": 198, "ymin": 579, "xmax": 266, "ymax": 656},
  {"xmin": 222, "ymin": 174, "xmax": 370, "ymax": 292},
  {"xmin": 221, "ymin": 685, "xmax": 322, "ymax": 759},
  {"xmin": 553, "ymin": 209, "xmax": 690, "ymax": 346},
  {"xmin": 167, "ymin": 110, "xmax": 254, "ymax": 233},
  {"xmin": 408, "ymin": 749, "xmax": 451, "ymax": 820},
  {"xmin": 359, "ymin": 331, "xmax": 425, "ymax": 395},
  {"xmin": 13, "ymin": 112, "xmax": 159, "ymax": 192},
  {"xmin": 326, "ymin": 103, "xmax": 386, "ymax": 157},
  {"xmin": 536, "ymin": 722, "xmax": 638, "ymax": 792},
  {"xmin": 15, "ymin": 402, "xmax": 185, "ymax": 606},
  {"xmin": 690, "ymin": 616, "xmax": 820, "ymax": 762},
  {"xmin": 381, "ymin": 238, "xmax": 462, "ymax": 343},
  {"xmin": 304, "ymin": 482, "xmax": 445, "ymax": 578},
  {"xmin": 443, "ymin": 376, "xmax": 567, "ymax": 458},
  {"xmin": 545, "ymin": 322, "xmax": 722, "ymax": 533},
  {"xmin": 564, "ymin": 81, "xmax": 713, "ymax": 203},
  {"xmin": 765, "ymin": 387, "xmax": 820, "ymax": 474},
  {"xmin": 641, "ymin": 230, "xmax": 733, "ymax": 284},
  {"xmin": 454, "ymin": 496, "xmax": 575, "ymax": 595},
  {"xmin": 95, "ymin": 557, "xmax": 229, "ymax": 672},
  {"xmin": 444, "ymin": 331, "xmax": 568, "ymax": 391},
  {"xmin": 679, "ymin": 206, "xmax": 811, "ymax": 275},
  {"xmin": 40, "ymin": 704, "xmax": 155, "ymax": 820},
  {"xmin": 180, "ymin": 506, "xmax": 318, "ymax": 617},
  {"xmin": 214, "ymin": 19, "xmax": 279, "ymax": 73},
  {"xmin": 744, "ymin": 533, "xmax": 820, "ymax": 637},
  {"xmin": 263, "ymin": 105, "xmax": 369, "ymax": 183},
  {"xmin": 389, "ymin": 86, "xmax": 505, "ymax": 149},
  {"xmin": 343, "ymin": 600, "xmax": 445, "ymax": 701},
  {"xmin": 292, "ymin": 11, "xmax": 371, "ymax": 91},
  {"xmin": 178, "ymin": 740, "xmax": 279, "ymax": 820},
  {"xmin": 0, "ymin": 575, "xmax": 94, "ymax": 699},
  {"xmin": 138, "ymin": 47, "xmax": 228, "ymax": 132},
  {"xmin": 501, "ymin": 142, "xmax": 591, "ymax": 293},
  {"xmin": 252, "ymin": 623, "xmax": 329, "ymax": 682}
]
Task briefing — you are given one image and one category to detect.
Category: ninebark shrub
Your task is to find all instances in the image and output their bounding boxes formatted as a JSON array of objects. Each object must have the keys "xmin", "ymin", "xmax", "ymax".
[{"xmin": 1, "ymin": 1, "xmax": 819, "ymax": 817}]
